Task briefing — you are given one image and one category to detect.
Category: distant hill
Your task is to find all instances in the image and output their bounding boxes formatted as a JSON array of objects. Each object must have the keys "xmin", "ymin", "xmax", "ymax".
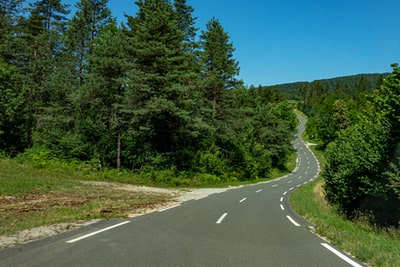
[{"xmin": 265, "ymin": 73, "xmax": 389, "ymax": 100}]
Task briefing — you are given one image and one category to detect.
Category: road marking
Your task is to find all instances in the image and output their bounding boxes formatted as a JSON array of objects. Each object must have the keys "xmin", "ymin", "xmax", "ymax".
[
  {"xmin": 288, "ymin": 180, "xmax": 292, "ymax": 184},
  {"xmin": 66, "ymin": 221, "xmax": 131, "ymax": 243},
  {"xmin": 283, "ymin": 191, "xmax": 288, "ymax": 195},
  {"xmin": 158, "ymin": 204, "xmax": 181, "ymax": 212},
  {"xmin": 321, "ymin": 243, "xmax": 363, "ymax": 267},
  {"xmin": 256, "ymin": 189, "xmax": 262, "ymax": 193},
  {"xmin": 298, "ymin": 176, "xmax": 302, "ymax": 179},
  {"xmin": 280, "ymin": 204, "xmax": 285, "ymax": 211},
  {"xmin": 286, "ymin": 216, "xmax": 300, "ymax": 227},
  {"xmin": 239, "ymin": 197, "xmax": 247, "ymax": 203},
  {"xmin": 289, "ymin": 187, "xmax": 294, "ymax": 191},
  {"xmin": 296, "ymin": 184, "xmax": 301, "ymax": 188},
  {"xmin": 272, "ymin": 184, "xmax": 278, "ymax": 188},
  {"xmin": 280, "ymin": 197, "xmax": 283, "ymax": 202},
  {"xmin": 216, "ymin": 213, "xmax": 228, "ymax": 224}
]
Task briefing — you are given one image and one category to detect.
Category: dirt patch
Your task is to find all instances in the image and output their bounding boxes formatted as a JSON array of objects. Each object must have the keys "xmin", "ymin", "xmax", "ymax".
[
  {"xmin": 0, "ymin": 182, "xmax": 228, "ymax": 249},
  {"xmin": 0, "ymin": 194, "xmax": 88, "ymax": 213}
]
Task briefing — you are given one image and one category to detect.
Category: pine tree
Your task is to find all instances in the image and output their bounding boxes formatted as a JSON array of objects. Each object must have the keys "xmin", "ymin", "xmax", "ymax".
[
  {"xmin": 76, "ymin": 22, "xmax": 128, "ymax": 168},
  {"xmin": 123, "ymin": 0, "xmax": 208, "ymax": 169},
  {"xmin": 19, "ymin": 0, "xmax": 71, "ymax": 153},
  {"xmin": 65, "ymin": 0, "xmax": 113, "ymax": 85},
  {"xmin": 199, "ymin": 17, "xmax": 239, "ymax": 118},
  {"xmin": 0, "ymin": 0, "xmax": 24, "ymax": 62}
]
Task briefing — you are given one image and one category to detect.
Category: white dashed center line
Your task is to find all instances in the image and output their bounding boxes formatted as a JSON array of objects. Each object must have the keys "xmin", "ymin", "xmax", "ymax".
[
  {"xmin": 216, "ymin": 213, "xmax": 228, "ymax": 224},
  {"xmin": 286, "ymin": 216, "xmax": 300, "ymax": 227}
]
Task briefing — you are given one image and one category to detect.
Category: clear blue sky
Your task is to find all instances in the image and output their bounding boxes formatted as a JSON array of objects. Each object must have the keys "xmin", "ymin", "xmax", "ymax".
[{"xmin": 65, "ymin": 0, "xmax": 400, "ymax": 86}]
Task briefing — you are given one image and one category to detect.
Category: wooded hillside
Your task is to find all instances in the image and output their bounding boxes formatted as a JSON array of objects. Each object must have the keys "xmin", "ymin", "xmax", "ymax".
[{"xmin": 0, "ymin": 0, "xmax": 296, "ymax": 182}]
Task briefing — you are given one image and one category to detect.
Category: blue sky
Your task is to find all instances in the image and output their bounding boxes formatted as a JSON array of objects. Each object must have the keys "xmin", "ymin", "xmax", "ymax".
[{"xmin": 64, "ymin": 0, "xmax": 400, "ymax": 86}]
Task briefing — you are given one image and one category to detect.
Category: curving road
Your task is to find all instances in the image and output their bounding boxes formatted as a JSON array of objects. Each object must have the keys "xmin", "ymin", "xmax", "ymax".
[{"xmin": 0, "ymin": 114, "xmax": 365, "ymax": 267}]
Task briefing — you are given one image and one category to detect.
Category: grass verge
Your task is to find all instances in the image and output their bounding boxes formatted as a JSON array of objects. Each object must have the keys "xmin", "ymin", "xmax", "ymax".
[
  {"xmin": 291, "ymin": 146, "xmax": 400, "ymax": 267},
  {"xmin": 0, "ymin": 158, "xmax": 176, "ymax": 237},
  {"xmin": 0, "ymin": 150, "xmax": 296, "ymax": 238}
]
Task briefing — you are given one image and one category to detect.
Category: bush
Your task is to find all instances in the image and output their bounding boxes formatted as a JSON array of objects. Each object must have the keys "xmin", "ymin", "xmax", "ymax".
[{"xmin": 323, "ymin": 115, "xmax": 389, "ymax": 218}]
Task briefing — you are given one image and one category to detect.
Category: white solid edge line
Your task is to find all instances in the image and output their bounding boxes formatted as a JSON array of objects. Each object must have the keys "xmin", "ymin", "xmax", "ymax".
[
  {"xmin": 286, "ymin": 215, "xmax": 300, "ymax": 227},
  {"xmin": 321, "ymin": 243, "xmax": 363, "ymax": 267},
  {"xmin": 216, "ymin": 213, "xmax": 228, "ymax": 224},
  {"xmin": 158, "ymin": 204, "xmax": 181, "ymax": 212},
  {"xmin": 66, "ymin": 221, "xmax": 131, "ymax": 243}
]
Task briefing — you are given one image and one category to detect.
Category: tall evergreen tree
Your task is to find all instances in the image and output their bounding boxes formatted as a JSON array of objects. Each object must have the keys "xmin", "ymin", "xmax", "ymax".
[
  {"xmin": 65, "ymin": 0, "xmax": 113, "ymax": 85},
  {"xmin": 123, "ymin": 0, "xmax": 208, "ymax": 169},
  {"xmin": 76, "ymin": 22, "xmax": 128, "ymax": 168},
  {"xmin": 0, "ymin": 0, "xmax": 24, "ymax": 62},
  {"xmin": 20, "ymin": 0, "xmax": 71, "ymax": 151},
  {"xmin": 199, "ymin": 17, "xmax": 239, "ymax": 118}
]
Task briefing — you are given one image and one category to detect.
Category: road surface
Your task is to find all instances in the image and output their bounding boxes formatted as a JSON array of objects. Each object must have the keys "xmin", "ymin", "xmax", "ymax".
[{"xmin": 0, "ymin": 114, "xmax": 365, "ymax": 267}]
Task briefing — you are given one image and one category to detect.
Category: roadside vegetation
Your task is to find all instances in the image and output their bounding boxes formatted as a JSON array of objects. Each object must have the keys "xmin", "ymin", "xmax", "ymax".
[
  {"xmin": 291, "ymin": 145, "xmax": 400, "ymax": 267},
  {"xmin": 0, "ymin": 150, "xmax": 295, "ymax": 237},
  {"xmin": 0, "ymin": 156, "xmax": 177, "ymax": 236}
]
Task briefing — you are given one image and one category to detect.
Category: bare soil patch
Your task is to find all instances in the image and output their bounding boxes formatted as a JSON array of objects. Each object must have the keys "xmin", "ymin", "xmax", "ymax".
[{"xmin": 0, "ymin": 182, "xmax": 227, "ymax": 249}]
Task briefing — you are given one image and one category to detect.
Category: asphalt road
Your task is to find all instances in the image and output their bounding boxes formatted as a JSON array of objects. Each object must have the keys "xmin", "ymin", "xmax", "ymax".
[{"xmin": 0, "ymin": 114, "xmax": 365, "ymax": 267}]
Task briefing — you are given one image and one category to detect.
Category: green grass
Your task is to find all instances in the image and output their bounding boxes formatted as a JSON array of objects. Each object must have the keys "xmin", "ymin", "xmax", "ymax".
[
  {"xmin": 0, "ymin": 158, "xmax": 174, "ymax": 236},
  {"xmin": 0, "ymin": 151, "xmax": 297, "ymax": 237},
  {"xmin": 291, "ymin": 146, "xmax": 400, "ymax": 267}
]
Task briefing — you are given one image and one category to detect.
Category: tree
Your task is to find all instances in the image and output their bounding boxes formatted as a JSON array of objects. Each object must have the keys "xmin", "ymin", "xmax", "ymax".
[
  {"xmin": 199, "ymin": 17, "xmax": 239, "ymax": 119},
  {"xmin": 332, "ymin": 99, "xmax": 351, "ymax": 133},
  {"xmin": 323, "ymin": 114, "xmax": 389, "ymax": 217},
  {"xmin": 0, "ymin": 0, "xmax": 24, "ymax": 62},
  {"xmin": 173, "ymin": 0, "xmax": 197, "ymax": 47},
  {"xmin": 373, "ymin": 63, "xmax": 400, "ymax": 143},
  {"xmin": 75, "ymin": 22, "xmax": 128, "ymax": 168},
  {"xmin": 65, "ymin": 0, "xmax": 113, "ymax": 85},
  {"xmin": 0, "ymin": 59, "xmax": 29, "ymax": 155},
  {"xmin": 123, "ymin": 0, "xmax": 209, "ymax": 169}
]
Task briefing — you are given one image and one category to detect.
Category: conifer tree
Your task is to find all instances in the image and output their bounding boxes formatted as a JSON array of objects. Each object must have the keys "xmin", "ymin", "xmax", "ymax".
[
  {"xmin": 19, "ymin": 0, "xmax": 71, "ymax": 153},
  {"xmin": 199, "ymin": 17, "xmax": 239, "ymax": 118},
  {"xmin": 65, "ymin": 0, "xmax": 113, "ymax": 85},
  {"xmin": 0, "ymin": 0, "xmax": 24, "ymax": 62},
  {"xmin": 123, "ymin": 0, "xmax": 208, "ymax": 169},
  {"xmin": 76, "ymin": 22, "xmax": 128, "ymax": 168}
]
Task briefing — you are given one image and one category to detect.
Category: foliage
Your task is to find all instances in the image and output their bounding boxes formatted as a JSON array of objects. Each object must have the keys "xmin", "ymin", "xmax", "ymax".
[
  {"xmin": 323, "ymin": 115, "xmax": 389, "ymax": 215},
  {"xmin": 292, "ymin": 178, "xmax": 400, "ymax": 267},
  {"xmin": 322, "ymin": 64, "xmax": 400, "ymax": 226},
  {"xmin": 0, "ymin": 0, "xmax": 298, "ymax": 183}
]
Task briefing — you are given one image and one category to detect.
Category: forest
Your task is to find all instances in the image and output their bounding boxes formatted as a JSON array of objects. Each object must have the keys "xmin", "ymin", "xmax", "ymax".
[
  {"xmin": 0, "ymin": 0, "xmax": 297, "ymax": 183},
  {"xmin": 292, "ymin": 67, "xmax": 400, "ymax": 227}
]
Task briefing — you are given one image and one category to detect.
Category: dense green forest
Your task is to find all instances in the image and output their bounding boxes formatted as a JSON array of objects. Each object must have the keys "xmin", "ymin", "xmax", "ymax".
[
  {"xmin": 286, "ymin": 67, "xmax": 400, "ymax": 227},
  {"xmin": 260, "ymin": 73, "xmax": 388, "ymax": 101},
  {"xmin": 0, "ymin": 0, "xmax": 296, "ymax": 182}
]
